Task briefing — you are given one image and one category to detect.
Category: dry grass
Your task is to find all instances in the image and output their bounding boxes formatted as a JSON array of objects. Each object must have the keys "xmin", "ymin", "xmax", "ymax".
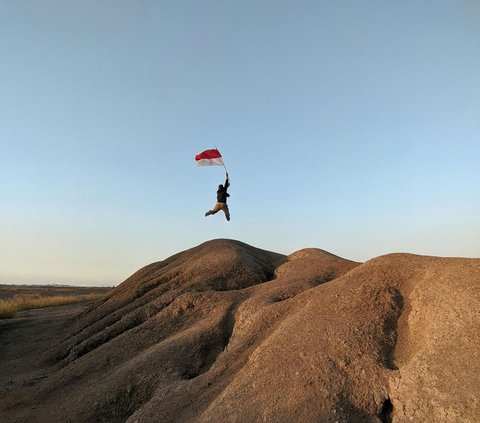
[{"xmin": 0, "ymin": 293, "xmax": 106, "ymax": 319}]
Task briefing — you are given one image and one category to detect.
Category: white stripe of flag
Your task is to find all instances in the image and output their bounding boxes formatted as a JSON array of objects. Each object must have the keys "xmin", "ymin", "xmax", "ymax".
[{"xmin": 195, "ymin": 149, "xmax": 225, "ymax": 167}]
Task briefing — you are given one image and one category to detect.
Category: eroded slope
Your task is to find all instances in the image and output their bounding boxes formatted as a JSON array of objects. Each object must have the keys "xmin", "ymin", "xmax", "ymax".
[{"xmin": 1, "ymin": 240, "xmax": 479, "ymax": 423}]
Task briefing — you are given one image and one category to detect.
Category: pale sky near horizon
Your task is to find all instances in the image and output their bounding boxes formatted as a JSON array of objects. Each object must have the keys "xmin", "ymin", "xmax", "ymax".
[{"xmin": 1, "ymin": 1, "xmax": 480, "ymax": 286}]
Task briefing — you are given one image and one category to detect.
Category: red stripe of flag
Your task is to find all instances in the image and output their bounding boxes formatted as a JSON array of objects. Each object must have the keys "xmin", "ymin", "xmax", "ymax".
[{"xmin": 195, "ymin": 149, "xmax": 222, "ymax": 161}]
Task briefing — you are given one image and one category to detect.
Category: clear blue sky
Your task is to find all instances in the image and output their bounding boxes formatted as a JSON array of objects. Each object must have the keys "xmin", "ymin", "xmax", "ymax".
[{"xmin": 1, "ymin": 1, "xmax": 479, "ymax": 286}]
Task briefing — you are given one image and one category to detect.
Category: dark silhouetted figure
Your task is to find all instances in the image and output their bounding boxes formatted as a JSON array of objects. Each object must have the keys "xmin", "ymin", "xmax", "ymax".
[{"xmin": 205, "ymin": 173, "xmax": 230, "ymax": 221}]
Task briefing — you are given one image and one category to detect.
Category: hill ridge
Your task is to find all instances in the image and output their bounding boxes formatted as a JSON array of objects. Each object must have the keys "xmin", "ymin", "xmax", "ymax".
[{"xmin": 1, "ymin": 239, "xmax": 478, "ymax": 423}]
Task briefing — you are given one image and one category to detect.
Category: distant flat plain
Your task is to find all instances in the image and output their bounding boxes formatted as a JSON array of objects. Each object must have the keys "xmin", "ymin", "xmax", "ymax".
[
  {"xmin": 0, "ymin": 284, "xmax": 111, "ymax": 301},
  {"xmin": 0, "ymin": 284, "xmax": 111, "ymax": 319}
]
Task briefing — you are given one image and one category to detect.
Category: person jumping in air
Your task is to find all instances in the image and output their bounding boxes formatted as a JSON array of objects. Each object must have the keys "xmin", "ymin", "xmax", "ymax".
[{"xmin": 205, "ymin": 173, "xmax": 231, "ymax": 221}]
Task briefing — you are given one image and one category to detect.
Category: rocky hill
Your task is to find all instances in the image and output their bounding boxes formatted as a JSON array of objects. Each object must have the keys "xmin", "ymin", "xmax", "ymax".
[{"xmin": 1, "ymin": 239, "xmax": 479, "ymax": 422}]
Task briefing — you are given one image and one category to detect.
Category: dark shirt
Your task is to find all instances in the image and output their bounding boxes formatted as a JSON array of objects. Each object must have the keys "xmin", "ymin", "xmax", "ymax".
[{"xmin": 217, "ymin": 177, "xmax": 230, "ymax": 203}]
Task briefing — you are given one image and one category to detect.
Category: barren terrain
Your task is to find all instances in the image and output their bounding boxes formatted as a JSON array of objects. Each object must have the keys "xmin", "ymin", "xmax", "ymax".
[
  {"xmin": 1, "ymin": 239, "xmax": 479, "ymax": 422},
  {"xmin": 0, "ymin": 285, "xmax": 110, "ymax": 301},
  {"xmin": 0, "ymin": 285, "xmax": 110, "ymax": 318}
]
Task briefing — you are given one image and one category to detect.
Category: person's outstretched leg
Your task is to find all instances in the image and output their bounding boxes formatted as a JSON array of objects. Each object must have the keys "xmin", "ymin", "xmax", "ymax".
[
  {"xmin": 205, "ymin": 203, "xmax": 222, "ymax": 217},
  {"xmin": 222, "ymin": 204, "xmax": 230, "ymax": 221}
]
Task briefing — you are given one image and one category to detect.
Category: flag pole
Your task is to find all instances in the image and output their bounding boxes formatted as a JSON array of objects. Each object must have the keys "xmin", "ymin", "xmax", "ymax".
[{"xmin": 214, "ymin": 145, "xmax": 229, "ymax": 177}]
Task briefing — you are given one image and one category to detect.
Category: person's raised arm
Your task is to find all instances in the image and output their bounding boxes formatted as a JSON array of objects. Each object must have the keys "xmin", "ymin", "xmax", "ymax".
[{"xmin": 224, "ymin": 172, "xmax": 230, "ymax": 189}]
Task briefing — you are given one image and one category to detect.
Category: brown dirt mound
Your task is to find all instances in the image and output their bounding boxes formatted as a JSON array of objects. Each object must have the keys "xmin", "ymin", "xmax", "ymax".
[{"xmin": 1, "ymin": 239, "xmax": 479, "ymax": 423}]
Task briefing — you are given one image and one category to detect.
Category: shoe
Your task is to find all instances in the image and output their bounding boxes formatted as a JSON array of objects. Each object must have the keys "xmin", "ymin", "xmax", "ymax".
[
  {"xmin": 226, "ymin": 215, "xmax": 230, "ymax": 221},
  {"xmin": 205, "ymin": 211, "xmax": 210, "ymax": 217}
]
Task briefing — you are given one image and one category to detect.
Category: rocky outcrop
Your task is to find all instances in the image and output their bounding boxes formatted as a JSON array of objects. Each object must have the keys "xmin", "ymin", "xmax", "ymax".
[{"xmin": 1, "ymin": 240, "xmax": 478, "ymax": 422}]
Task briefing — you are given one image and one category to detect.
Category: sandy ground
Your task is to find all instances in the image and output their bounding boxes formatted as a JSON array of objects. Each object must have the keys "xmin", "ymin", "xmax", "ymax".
[
  {"xmin": 0, "ymin": 240, "xmax": 478, "ymax": 423},
  {"xmin": 0, "ymin": 303, "xmax": 90, "ymax": 396}
]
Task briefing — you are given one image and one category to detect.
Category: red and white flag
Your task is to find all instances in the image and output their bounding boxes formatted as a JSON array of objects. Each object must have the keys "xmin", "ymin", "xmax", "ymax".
[{"xmin": 195, "ymin": 148, "xmax": 224, "ymax": 167}]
